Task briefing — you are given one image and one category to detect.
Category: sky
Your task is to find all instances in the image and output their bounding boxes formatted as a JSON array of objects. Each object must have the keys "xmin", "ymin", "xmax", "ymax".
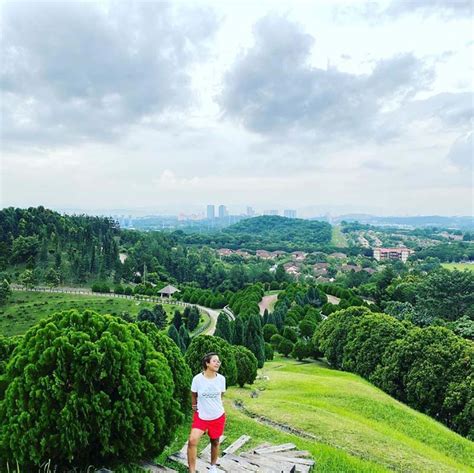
[{"xmin": 0, "ymin": 0, "xmax": 473, "ymax": 217}]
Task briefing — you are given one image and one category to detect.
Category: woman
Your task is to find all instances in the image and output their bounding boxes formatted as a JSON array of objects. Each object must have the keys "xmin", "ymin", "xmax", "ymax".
[{"xmin": 187, "ymin": 352, "xmax": 226, "ymax": 473}]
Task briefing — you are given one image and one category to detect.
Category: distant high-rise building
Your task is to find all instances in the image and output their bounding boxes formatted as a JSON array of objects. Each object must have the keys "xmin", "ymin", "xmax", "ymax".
[
  {"xmin": 207, "ymin": 204, "xmax": 215, "ymax": 220},
  {"xmin": 246, "ymin": 206, "xmax": 255, "ymax": 217},
  {"xmin": 284, "ymin": 209, "xmax": 297, "ymax": 219},
  {"xmin": 218, "ymin": 205, "xmax": 227, "ymax": 219},
  {"xmin": 264, "ymin": 209, "xmax": 279, "ymax": 216}
]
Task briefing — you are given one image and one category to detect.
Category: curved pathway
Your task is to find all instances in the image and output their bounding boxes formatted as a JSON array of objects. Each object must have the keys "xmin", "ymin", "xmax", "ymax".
[{"xmin": 258, "ymin": 294, "xmax": 278, "ymax": 315}]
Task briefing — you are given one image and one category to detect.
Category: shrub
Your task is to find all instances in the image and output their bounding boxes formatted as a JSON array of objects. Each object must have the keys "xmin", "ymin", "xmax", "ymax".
[
  {"xmin": 264, "ymin": 342, "xmax": 274, "ymax": 361},
  {"xmin": 291, "ymin": 340, "xmax": 311, "ymax": 361},
  {"xmin": 137, "ymin": 321, "xmax": 192, "ymax": 411},
  {"xmin": 263, "ymin": 323, "xmax": 279, "ymax": 342},
  {"xmin": 184, "ymin": 335, "xmax": 237, "ymax": 386},
  {"xmin": 278, "ymin": 339, "xmax": 294, "ymax": 357},
  {"xmin": 233, "ymin": 346, "xmax": 258, "ymax": 387},
  {"xmin": 0, "ymin": 310, "xmax": 182, "ymax": 469}
]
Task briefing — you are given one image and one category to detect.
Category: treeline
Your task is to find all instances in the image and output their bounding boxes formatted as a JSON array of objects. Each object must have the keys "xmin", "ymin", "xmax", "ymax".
[
  {"xmin": 0, "ymin": 207, "xmax": 120, "ymax": 283},
  {"xmin": 175, "ymin": 215, "xmax": 333, "ymax": 252},
  {"xmin": 314, "ymin": 307, "xmax": 473, "ymax": 439},
  {"xmin": 412, "ymin": 241, "xmax": 474, "ymax": 262}
]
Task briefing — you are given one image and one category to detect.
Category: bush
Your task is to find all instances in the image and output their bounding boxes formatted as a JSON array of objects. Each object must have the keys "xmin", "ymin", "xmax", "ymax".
[
  {"xmin": 137, "ymin": 321, "xmax": 192, "ymax": 411},
  {"xmin": 184, "ymin": 335, "xmax": 237, "ymax": 386},
  {"xmin": 282, "ymin": 326, "xmax": 298, "ymax": 343},
  {"xmin": 0, "ymin": 310, "xmax": 182, "ymax": 469},
  {"xmin": 278, "ymin": 339, "xmax": 294, "ymax": 357},
  {"xmin": 263, "ymin": 323, "xmax": 279, "ymax": 342},
  {"xmin": 264, "ymin": 342, "xmax": 274, "ymax": 361},
  {"xmin": 291, "ymin": 340, "xmax": 311, "ymax": 361},
  {"xmin": 233, "ymin": 346, "xmax": 258, "ymax": 387}
]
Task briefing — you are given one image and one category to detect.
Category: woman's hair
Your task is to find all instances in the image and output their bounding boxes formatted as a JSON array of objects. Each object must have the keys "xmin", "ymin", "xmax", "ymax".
[{"xmin": 201, "ymin": 352, "xmax": 218, "ymax": 371}]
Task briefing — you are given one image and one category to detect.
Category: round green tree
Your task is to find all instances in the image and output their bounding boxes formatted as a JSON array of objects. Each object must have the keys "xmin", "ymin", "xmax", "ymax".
[
  {"xmin": 137, "ymin": 321, "xmax": 192, "ymax": 411},
  {"xmin": 233, "ymin": 345, "xmax": 258, "ymax": 387},
  {"xmin": 184, "ymin": 335, "xmax": 237, "ymax": 386},
  {"xmin": 0, "ymin": 309, "xmax": 182, "ymax": 469}
]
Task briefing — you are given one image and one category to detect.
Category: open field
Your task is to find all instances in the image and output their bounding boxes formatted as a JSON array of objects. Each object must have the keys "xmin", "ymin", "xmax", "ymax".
[
  {"xmin": 331, "ymin": 225, "xmax": 349, "ymax": 248},
  {"xmin": 219, "ymin": 357, "xmax": 474, "ymax": 473},
  {"xmin": 442, "ymin": 263, "xmax": 474, "ymax": 272},
  {"xmin": 0, "ymin": 291, "xmax": 203, "ymax": 337}
]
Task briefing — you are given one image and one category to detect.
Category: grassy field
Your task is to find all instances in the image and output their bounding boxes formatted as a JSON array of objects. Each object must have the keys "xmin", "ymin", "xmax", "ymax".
[
  {"xmin": 442, "ymin": 263, "xmax": 474, "ymax": 272},
  {"xmin": 331, "ymin": 225, "xmax": 349, "ymax": 248},
  {"xmin": 206, "ymin": 357, "xmax": 473, "ymax": 473},
  {"xmin": 0, "ymin": 291, "xmax": 206, "ymax": 337}
]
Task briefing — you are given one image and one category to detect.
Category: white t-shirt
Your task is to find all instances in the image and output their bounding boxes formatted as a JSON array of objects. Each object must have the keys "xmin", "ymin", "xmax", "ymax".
[{"xmin": 191, "ymin": 373, "xmax": 226, "ymax": 420}]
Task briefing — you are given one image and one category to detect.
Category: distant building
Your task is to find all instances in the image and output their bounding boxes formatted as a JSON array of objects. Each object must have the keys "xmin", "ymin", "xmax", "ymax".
[
  {"xmin": 218, "ymin": 205, "xmax": 227, "ymax": 219},
  {"xmin": 284, "ymin": 209, "xmax": 297, "ymax": 218},
  {"xmin": 291, "ymin": 251, "xmax": 307, "ymax": 261},
  {"xmin": 246, "ymin": 206, "xmax": 255, "ymax": 216},
  {"xmin": 373, "ymin": 247, "xmax": 413, "ymax": 263},
  {"xmin": 207, "ymin": 205, "xmax": 215, "ymax": 219},
  {"xmin": 159, "ymin": 285, "xmax": 180, "ymax": 298},
  {"xmin": 264, "ymin": 210, "xmax": 279, "ymax": 216}
]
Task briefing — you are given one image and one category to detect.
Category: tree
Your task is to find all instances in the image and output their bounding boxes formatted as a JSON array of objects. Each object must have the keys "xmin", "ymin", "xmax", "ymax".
[
  {"xmin": 185, "ymin": 335, "xmax": 237, "ymax": 386},
  {"xmin": 11, "ymin": 235, "xmax": 40, "ymax": 264},
  {"xmin": 18, "ymin": 269, "xmax": 36, "ymax": 289},
  {"xmin": 153, "ymin": 304, "xmax": 168, "ymax": 329},
  {"xmin": 187, "ymin": 306, "xmax": 200, "ymax": 331},
  {"xmin": 264, "ymin": 342, "xmax": 274, "ymax": 361},
  {"xmin": 233, "ymin": 345, "xmax": 258, "ymax": 387},
  {"xmin": 291, "ymin": 341, "xmax": 311, "ymax": 361},
  {"xmin": 0, "ymin": 279, "xmax": 12, "ymax": 306},
  {"xmin": 215, "ymin": 312, "xmax": 233, "ymax": 342},
  {"xmin": 263, "ymin": 323, "xmax": 279, "ymax": 342},
  {"xmin": 44, "ymin": 268, "xmax": 60, "ymax": 288},
  {"xmin": 299, "ymin": 318, "xmax": 317, "ymax": 338},
  {"xmin": 179, "ymin": 324, "xmax": 191, "ymax": 349},
  {"xmin": 137, "ymin": 321, "xmax": 192, "ymax": 411},
  {"xmin": 0, "ymin": 310, "xmax": 182, "ymax": 469},
  {"xmin": 278, "ymin": 338, "xmax": 294, "ymax": 357},
  {"xmin": 167, "ymin": 324, "xmax": 184, "ymax": 352},
  {"xmin": 244, "ymin": 314, "xmax": 265, "ymax": 368},
  {"xmin": 371, "ymin": 326, "xmax": 472, "ymax": 437},
  {"xmin": 282, "ymin": 326, "xmax": 298, "ymax": 343},
  {"xmin": 233, "ymin": 316, "xmax": 245, "ymax": 346},
  {"xmin": 172, "ymin": 310, "xmax": 183, "ymax": 331},
  {"xmin": 275, "ymin": 264, "xmax": 287, "ymax": 283}
]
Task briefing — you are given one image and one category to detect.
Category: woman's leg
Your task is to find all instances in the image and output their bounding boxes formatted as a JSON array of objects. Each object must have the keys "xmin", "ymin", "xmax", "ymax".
[
  {"xmin": 187, "ymin": 428, "xmax": 205, "ymax": 473},
  {"xmin": 210, "ymin": 437, "xmax": 220, "ymax": 466}
]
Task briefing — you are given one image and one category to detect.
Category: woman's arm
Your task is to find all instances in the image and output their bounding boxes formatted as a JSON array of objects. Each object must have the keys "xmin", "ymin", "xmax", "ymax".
[{"xmin": 191, "ymin": 391, "xmax": 198, "ymax": 411}]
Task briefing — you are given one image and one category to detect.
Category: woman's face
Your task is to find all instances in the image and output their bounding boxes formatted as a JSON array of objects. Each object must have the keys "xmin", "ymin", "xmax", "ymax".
[{"xmin": 207, "ymin": 355, "xmax": 221, "ymax": 372}]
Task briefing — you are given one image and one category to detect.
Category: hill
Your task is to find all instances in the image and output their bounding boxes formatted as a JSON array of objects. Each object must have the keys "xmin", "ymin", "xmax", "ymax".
[
  {"xmin": 212, "ymin": 357, "xmax": 473, "ymax": 473},
  {"xmin": 221, "ymin": 216, "xmax": 332, "ymax": 251}
]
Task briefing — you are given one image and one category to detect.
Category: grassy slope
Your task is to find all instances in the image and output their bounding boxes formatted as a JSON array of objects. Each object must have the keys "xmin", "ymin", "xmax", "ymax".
[
  {"xmin": 442, "ymin": 263, "xmax": 474, "ymax": 272},
  {"xmin": 331, "ymin": 225, "xmax": 349, "ymax": 248},
  {"xmin": 218, "ymin": 357, "xmax": 474, "ymax": 473},
  {"xmin": 0, "ymin": 291, "xmax": 205, "ymax": 337}
]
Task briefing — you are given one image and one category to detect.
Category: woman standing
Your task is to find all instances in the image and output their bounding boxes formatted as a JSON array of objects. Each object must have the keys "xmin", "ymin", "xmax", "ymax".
[{"xmin": 187, "ymin": 352, "xmax": 226, "ymax": 473}]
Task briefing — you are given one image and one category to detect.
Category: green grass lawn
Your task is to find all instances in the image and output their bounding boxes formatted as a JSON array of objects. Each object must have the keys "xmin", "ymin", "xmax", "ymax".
[
  {"xmin": 218, "ymin": 357, "xmax": 474, "ymax": 473},
  {"xmin": 0, "ymin": 291, "xmax": 198, "ymax": 337},
  {"xmin": 442, "ymin": 263, "xmax": 474, "ymax": 272},
  {"xmin": 331, "ymin": 225, "xmax": 349, "ymax": 248}
]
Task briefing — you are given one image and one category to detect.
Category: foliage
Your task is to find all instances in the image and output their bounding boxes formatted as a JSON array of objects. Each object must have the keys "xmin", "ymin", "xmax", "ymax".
[
  {"xmin": 233, "ymin": 345, "xmax": 258, "ymax": 387},
  {"xmin": 137, "ymin": 321, "xmax": 192, "ymax": 411},
  {"xmin": 214, "ymin": 312, "xmax": 233, "ymax": 343},
  {"xmin": 0, "ymin": 280, "xmax": 12, "ymax": 306},
  {"xmin": 184, "ymin": 335, "xmax": 237, "ymax": 386},
  {"xmin": 244, "ymin": 314, "xmax": 265, "ymax": 368},
  {"xmin": 278, "ymin": 338, "xmax": 294, "ymax": 357},
  {"xmin": 137, "ymin": 304, "xmax": 167, "ymax": 329},
  {"xmin": 0, "ymin": 310, "xmax": 182, "ymax": 469}
]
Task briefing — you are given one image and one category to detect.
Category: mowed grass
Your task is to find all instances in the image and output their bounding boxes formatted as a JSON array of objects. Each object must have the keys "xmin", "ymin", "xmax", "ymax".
[
  {"xmin": 442, "ymin": 262, "xmax": 474, "ymax": 272},
  {"xmin": 0, "ymin": 291, "xmax": 196, "ymax": 337},
  {"xmin": 331, "ymin": 225, "xmax": 349, "ymax": 248},
  {"xmin": 223, "ymin": 357, "xmax": 474, "ymax": 473}
]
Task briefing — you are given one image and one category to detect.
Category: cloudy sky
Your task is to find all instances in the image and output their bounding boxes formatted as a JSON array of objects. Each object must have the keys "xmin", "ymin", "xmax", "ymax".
[{"xmin": 1, "ymin": 0, "xmax": 473, "ymax": 217}]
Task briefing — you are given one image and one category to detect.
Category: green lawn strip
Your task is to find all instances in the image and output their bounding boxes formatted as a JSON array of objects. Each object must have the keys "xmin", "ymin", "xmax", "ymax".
[
  {"xmin": 231, "ymin": 358, "xmax": 473, "ymax": 472},
  {"xmin": 0, "ymin": 291, "xmax": 178, "ymax": 336},
  {"xmin": 331, "ymin": 225, "xmax": 349, "ymax": 248},
  {"xmin": 441, "ymin": 263, "xmax": 474, "ymax": 272}
]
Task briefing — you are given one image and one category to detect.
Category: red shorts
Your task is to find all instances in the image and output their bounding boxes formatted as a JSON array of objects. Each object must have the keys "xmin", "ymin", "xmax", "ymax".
[{"xmin": 191, "ymin": 411, "xmax": 226, "ymax": 439}]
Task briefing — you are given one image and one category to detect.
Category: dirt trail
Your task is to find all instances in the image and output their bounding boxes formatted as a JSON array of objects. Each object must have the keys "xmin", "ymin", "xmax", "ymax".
[{"xmin": 259, "ymin": 294, "xmax": 278, "ymax": 315}]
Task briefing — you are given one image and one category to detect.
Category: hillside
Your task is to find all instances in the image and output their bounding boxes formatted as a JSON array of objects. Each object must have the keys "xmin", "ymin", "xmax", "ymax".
[
  {"xmin": 221, "ymin": 215, "xmax": 332, "ymax": 250},
  {"xmin": 213, "ymin": 357, "xmax": 473, "ymax": 473}
]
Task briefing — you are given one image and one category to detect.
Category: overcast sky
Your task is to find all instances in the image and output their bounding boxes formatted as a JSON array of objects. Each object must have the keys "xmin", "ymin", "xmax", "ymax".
[{"xmin": 1, "ymin": 0, "xmax": 473, "ymax": 217}]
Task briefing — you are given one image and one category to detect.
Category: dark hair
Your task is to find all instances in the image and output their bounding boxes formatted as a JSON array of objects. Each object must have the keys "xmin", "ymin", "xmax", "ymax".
[{"xmin": 201, "ymin": 352, "xmax": 218, "ymax": 371}]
